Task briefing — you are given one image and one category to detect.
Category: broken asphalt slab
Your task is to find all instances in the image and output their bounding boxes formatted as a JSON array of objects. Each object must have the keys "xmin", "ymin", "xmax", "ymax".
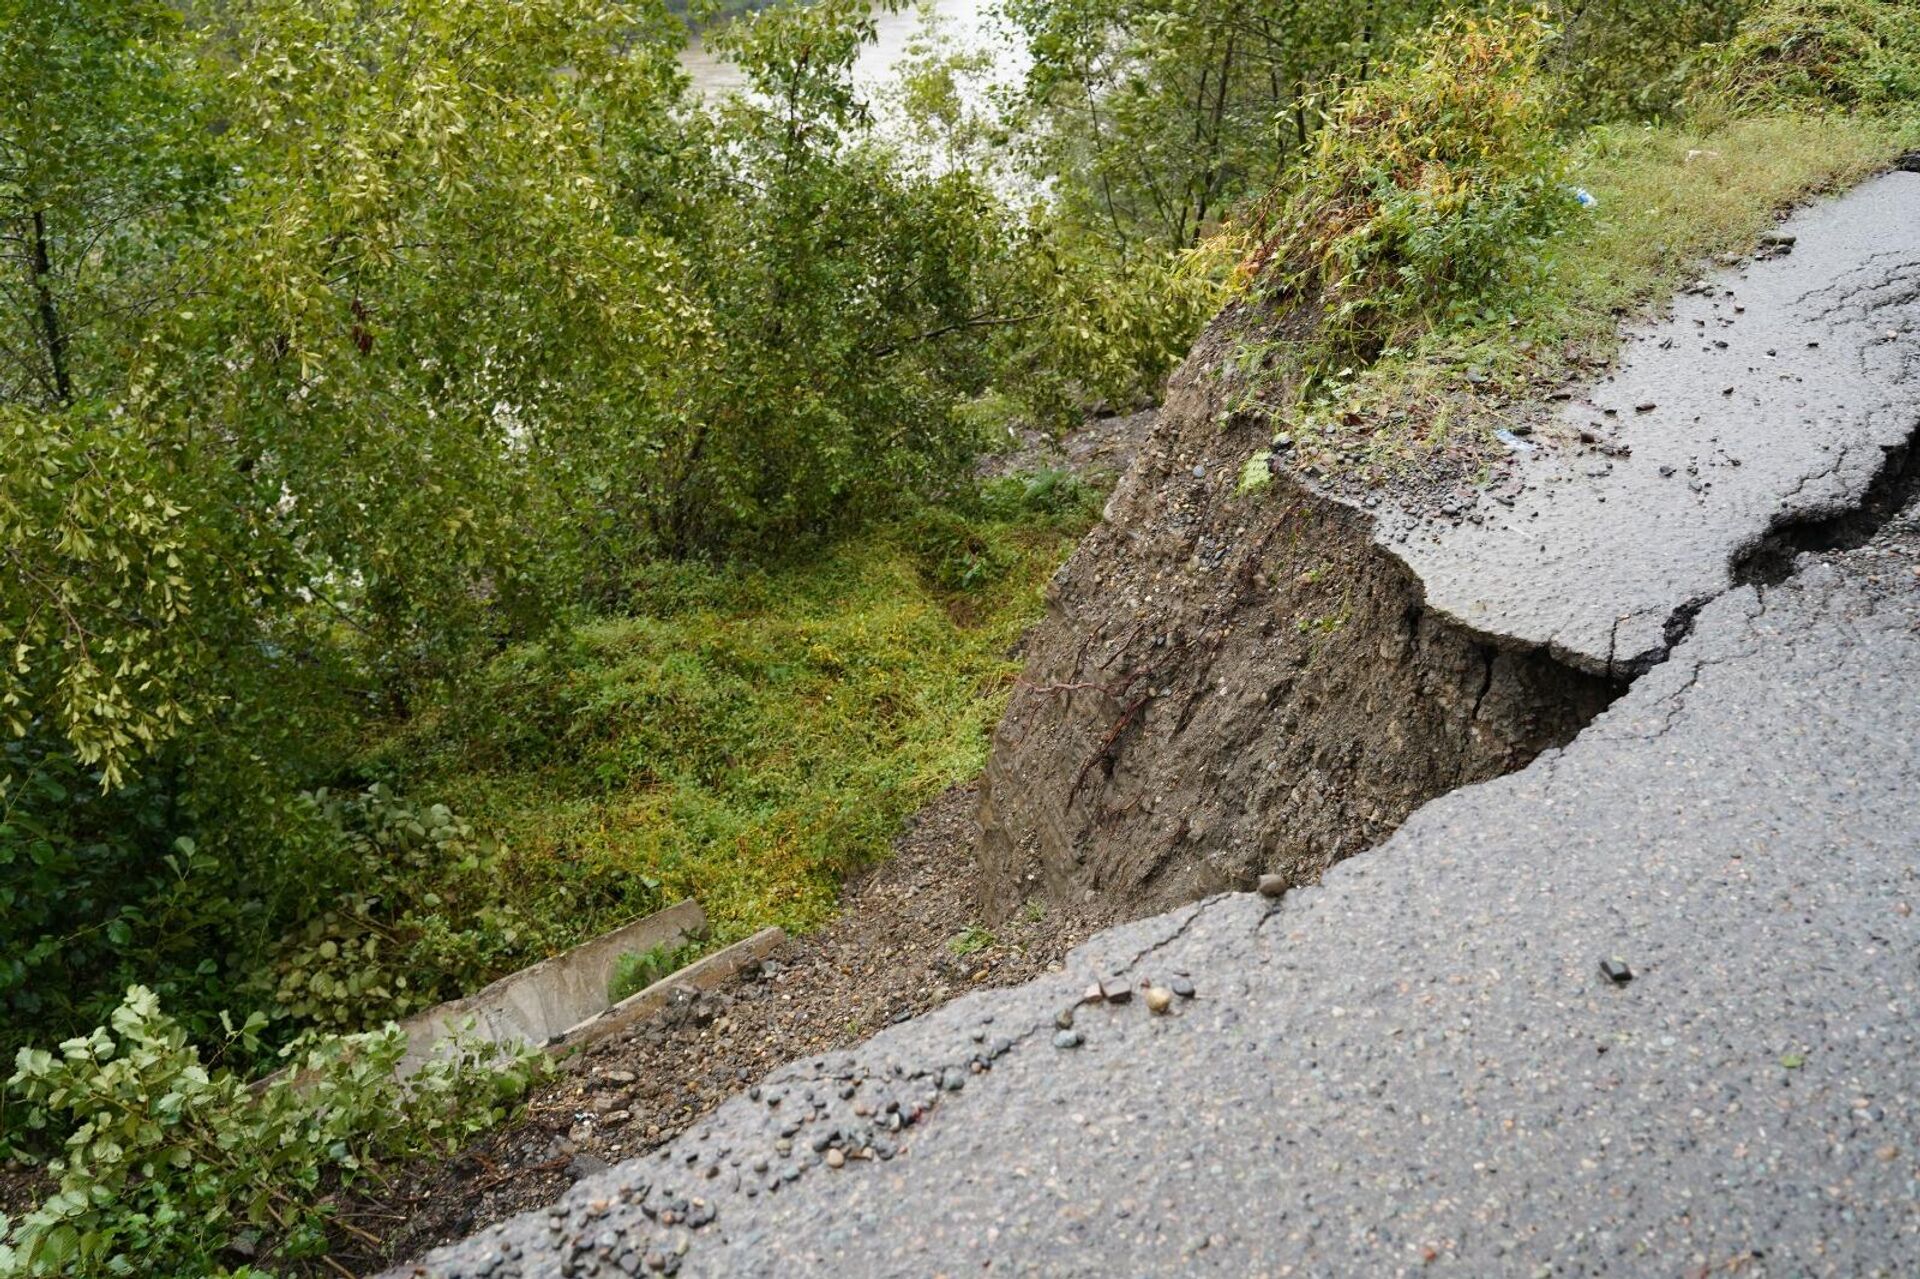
[
  {"xmin": 396, "ymin": 170, "xmax": 1920, "ymax": 1277},
  {"xmin": 1381, "ymin": 169, "xmax": 1920, "ymax": 677}
]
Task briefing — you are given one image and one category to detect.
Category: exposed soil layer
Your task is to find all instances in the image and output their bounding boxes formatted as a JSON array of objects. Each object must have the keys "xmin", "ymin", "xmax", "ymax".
[
  {"xmin": 977, "ymin": 313, "xmax": 1623, "ymax": 920},
  {"xmin": 330, "ymin": 784, "xmax": 1114, "ymax": 1276}
]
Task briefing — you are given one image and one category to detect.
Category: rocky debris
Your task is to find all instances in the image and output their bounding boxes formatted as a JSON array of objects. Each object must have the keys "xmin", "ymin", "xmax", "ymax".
[
  {"xmin": 567, "ymin": 1153, "xmax": 611, "ymax": 1181},
  {"xmin": 977, "ymin": 309, "xmax": 1617, "ymax": 923}
]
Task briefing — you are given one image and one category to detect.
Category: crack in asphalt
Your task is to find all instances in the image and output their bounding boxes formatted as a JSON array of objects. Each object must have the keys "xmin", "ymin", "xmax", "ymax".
[{"xmin": 1625, "ymin": 589, "xmax": 1771, "ymax": 741}]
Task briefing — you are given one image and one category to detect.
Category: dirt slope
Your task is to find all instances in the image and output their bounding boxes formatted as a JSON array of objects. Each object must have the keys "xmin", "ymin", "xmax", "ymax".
[{"xmin": 977, "ymin": 309, "xmax": 1619, "ymax": 919}]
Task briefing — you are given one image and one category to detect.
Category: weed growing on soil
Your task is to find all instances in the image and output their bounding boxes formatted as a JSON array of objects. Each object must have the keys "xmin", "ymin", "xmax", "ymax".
[
  {"xmin": 1244, "ymin": 10, "xmax": 1574, "ymax": 392},
  {"xmin": 607, "ymin": 940, "xmax": 706, "ymax": 1004},
  {"xmin": 947, "ymin": 924, "xmax": 996, "ymax": 957}
]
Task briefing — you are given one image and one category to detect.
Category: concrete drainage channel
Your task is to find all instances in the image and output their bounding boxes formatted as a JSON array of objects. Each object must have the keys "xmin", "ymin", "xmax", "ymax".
[
  {"xmin": 392, "ymin": 900, "xmax": 784, "ymax": 1077},
  {"xmin": 397, "ymin": 168, "xmax": 1920, "ymax": 1277}
]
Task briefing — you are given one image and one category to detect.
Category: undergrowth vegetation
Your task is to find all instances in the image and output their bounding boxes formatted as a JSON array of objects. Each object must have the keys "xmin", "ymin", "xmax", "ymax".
[
  {"xmin": 1712, "ymin": 0, "xmax": 1920, "ymax": 111},
  {"xmin": 366, "ymin": 476, "xmax": 1103, "ymax": 947},
  {"xmin": 0, "ymin": 989, "xmax": 543, "ymax": 1277},
  {"xmin": 1245, "ymin": 10, "xmax": 1576, "ymax": 390}
]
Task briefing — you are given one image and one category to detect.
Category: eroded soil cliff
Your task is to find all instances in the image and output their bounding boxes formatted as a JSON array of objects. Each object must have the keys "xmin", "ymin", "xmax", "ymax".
[{"xmin": 977, "ymin": 311, "xmax": 1620, "ymax": 918}]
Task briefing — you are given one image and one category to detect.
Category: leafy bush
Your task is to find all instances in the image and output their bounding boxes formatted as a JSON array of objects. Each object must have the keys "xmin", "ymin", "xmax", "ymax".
[
  {"xmin": 990, "ymin": 239, "xmax": 1228, "ymax": 431},
  {"xmin": 607, "ymin": 940, "xmax": 705, "ymax": 1004},
  {"xmin": 1548, "ymin": 0, "xmax": 1747, "ymax": 124},
  {"xmin": 1248, "ymin": 9, "xmax": 1577, "ymax": 385},
  {"xmin": 0, "ymin": 734, "xmax": 355, "ymax": 1068},
  {"xmin": 1705, "ymin": 0, "xmax": 1920, "ymax": 112},
  {"xmin": 1, "ymin": 741, "xmax": 198, "ymax": 1052},
  {"xmin": 0, "ymin": 987, "xmax": 544, "ymax": 1278},
  {"xmin": 0, "ymin": 763, "xmax": 557, "ymax": 1072},
  {"xmin": 262, "ymin": 787, "xmax": 571, "ymax": 1033}
]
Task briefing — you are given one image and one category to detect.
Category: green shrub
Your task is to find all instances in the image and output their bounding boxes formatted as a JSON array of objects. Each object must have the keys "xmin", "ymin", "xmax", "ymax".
[
  {"xmin": 607, "ymin": 939, "xmax": 705, "ymax": 1003},
  {"xmin": 1548, "ymin": 0, "xmax": 1747, "ymax": 124},
  {"xmin": 260, "ymin": 786, "xmax": 574, "ymax": 1034},
  {"xmin": 1706, "ymin": 0, "xmax": 1920, "ymax": 112},
  {"xmin": 0, "ymin": 987, "xmax": 544, "ymax": 1278},
  {"xmin": 0, "ymin": 765, "xmax": 555, "ymax": 1075},
  {"xmin": 1248, "ymin": 8, "xmax": 1577, "ymax": 387}
]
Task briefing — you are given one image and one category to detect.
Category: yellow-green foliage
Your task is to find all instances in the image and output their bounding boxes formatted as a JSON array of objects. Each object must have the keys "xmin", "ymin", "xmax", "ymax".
[
  {"xmin": 1248, "ymin": 9, "xmax": 1574, "ymax": 381},
  {"xmin": 369, "ymin": 481, "xmax": 1100, "ymax": 945},
  {"xmin": 1708, "ymin": 0, "xmax": 1920, "ymax": 113}
]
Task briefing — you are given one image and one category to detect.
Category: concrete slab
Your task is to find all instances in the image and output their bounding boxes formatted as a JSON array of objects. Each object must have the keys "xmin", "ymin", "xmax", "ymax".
[{"xmin": 395, "ymin": 899, "xmax": 704, "ymax": 1074}]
